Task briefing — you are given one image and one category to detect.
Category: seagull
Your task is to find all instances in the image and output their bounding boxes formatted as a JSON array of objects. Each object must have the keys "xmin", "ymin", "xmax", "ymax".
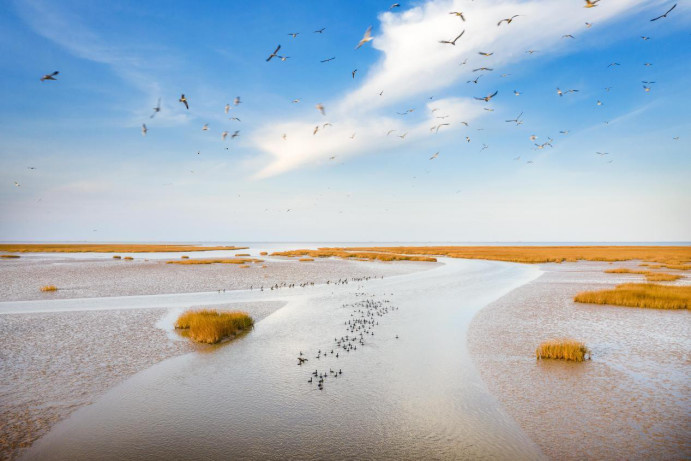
[
  {"xmin": 313, "ymin": 125, "xmax": 319, "ymax": 135},
  {"xmin": 231, "ymin": 130, "xmax": 240, "ymax": 139},
  {"xmin": 390, "ymin": 3, "xmax": 400, "ymax": 9},
  {"xmin": 439, "ymin": 30, "xmax": 465, "ymax": 45},
  {"xmin": 350, "ymin": 133, "xmax": 356, "ymax": 139},
  {"xmin": 282, "ymin": 133, "xmax": 287, "ymax": 140},
  {"xmin": 501, "ymin": 73, "xmax": 512, "ymax": 77},
  {"xmin": 505, "ymin": 112, "xmax": 523, "ymax": 125},
  {"xmin": 596, "ymin": 151, "xmax": 608, "ymax": 156},
  {"xmin": 150, "ymin": 98, "xmax": 161, "ymax": 118},
  {"xmin": 513, "ymin": 89, "xmax": 521, "ymax": 96},
  {"xmin": 473, "ymin": 67, "xmax": 493, "ymax": 72},
  {"xmin": 386, "ymin": 129, "xmax": 397, "ymax": 136},
  {"xmin": 530, "ymin": 134, "xmax": 538, "ymax": 141},
  {"xmin": 449, "ymin": 11, "xmax": 466, "ymax": 21},
  {"xmin": 650, "ymin": 3, "xmax": 676, "ymax": 21},
  {"xmin": 179, "ymin": 94, "xmax": 189, "ymax": 109},
  {"xmin": 643, "ymin": 85, "xmax": 652, "ymax": 92},
  {"xmin": 596, "ymin": 100, "xmax": 603, "ymax": 106},
  {"xmin": 497, "ymin": 15, "xmax": 520, "ymax": 26},
  {"xmin": 266, "ymin": 44, "xmax": 281, "ymax": 61},
  {"xmin": 230, "ymin": 117, "xmax": 241, "ymax": 122},
  {"xmin": 465, "ymin": 137, "xmax": 471, "ymax": 143},
  {"xmin": 526, "ymin": 50, "xmax": 539, "ymax": 54},
  {"xmin": 644, "ymin": 62, "xmax": 653, "ymax": 67},
  {"xmin": 398, "ymin": 132, "xmax": 408, "ymax": 139},
  {"xmin": 608, "ymin": 62, "xmax": 620, "ymax": 67},
  {"xmin": 291, "ymin": 98, "xmax": 301, "ymax": 103},
  {"xmin": 474, "ymin": 90, "xmax": 498, "ymax": 102},
  {"xmin": 356, "ymin": 26, "xmax": 373, "ymax": 49},
  {"xmin": 141, "ymin": 124, "xmax": 148, "ymax": 136},
  {"xmin": 322, "ymin": 122, "xmax": 332, "ymax": 128},
  {"xmin": 279, "ymin": 56, "xmax": 290, "ymax": 62},
  {"xmin": 14, "ymin": 181, "xmax": 20, "ymax": 187},
  {"xmin": 288, "ymin": 32, "xmax": 299, "ymax": 38},
  {"xmin": 316, "ymin": 103, "xmax": 325, "ymax": 115},
  {"xmin": 352, "ymin": 69, "xmax": 357, "ymax": 78},
  {"xmin": 585, "ymin": 22, "xmax": 593, "ymax": 28},
  {"xmin": 641, "ymin": 36, "xmax": 651, "ymax": 40},
  {"xmin": 433, "ymin": 123, "xmax": 450, "ymax": 133},
  {"xmin": 478, "ymin": 51, "xmax": 493, "ymax": 56},
  {"xmin": 40, "ymin": 71, "xmax": 59, "ymax": 82},
  {"xmin": 222, "ymin": 131, "xmax": 229, "ymax": 141},
  {"xmin": 429, "ymin": 152, "xmax": 439, "ymax": 160},
  {"xmin": 562, "ymin": 34, "xmax": 575, "ymax": 39},
  {"xmin": 330, "ymin": 155, "xmax": 337, "ymax": 160},
  {"xmin": 202, "ymin": 123, "xmax": 208, "ymax": 131},
  {"xmin": 314, "ymin": 27, "xmax": 326, "ymax": 33},
  {"xmin": 459, "ymin": 121, "xmax": 469, "ymax": 127},
  {"xmin": 320, "ymin": 57, "xmax": 336, "ymax": 63},
  {"xmin": 584, "ymin": 0, "xmax": 600, "ymax": 8},
  {"xmin": 225, "ymin": 104, "xmax": 230, "ymax": 114},
  {"xmin": 27, "ymin": 167, "xmax": 36, "ymax": 170},
  {"xmin": 467, "ymin": 75, "xmax": 482, "ymax": 84},
  {"xmin": 560, "ymin": 130, "xmax": 570, "ymax": 135},
  {"xmin": 234, "ymin": 96, "xmax": 241, "ymax": 106},
  {"xmin": 480, "ymin": 144, "xmax": 488, "ymax": 151}
]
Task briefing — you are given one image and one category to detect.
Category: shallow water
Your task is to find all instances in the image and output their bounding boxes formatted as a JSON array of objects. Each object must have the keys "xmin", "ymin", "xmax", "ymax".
[{"xmin": 24, "ymin": 258, "xmax": 545, "ymax": 460}]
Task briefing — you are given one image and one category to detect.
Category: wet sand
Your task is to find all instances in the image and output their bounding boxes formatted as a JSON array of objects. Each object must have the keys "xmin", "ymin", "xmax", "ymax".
[
  {"xmin": 0, "ymin": 256, "xmax": 434, "ymax": 460},
  {"xmin": 468, "ymin": 260, "xmax": 690, "ymax": 460},
  {"xmin": 0, "ymin": 255, "xmax": 434, "ymax": 302}
]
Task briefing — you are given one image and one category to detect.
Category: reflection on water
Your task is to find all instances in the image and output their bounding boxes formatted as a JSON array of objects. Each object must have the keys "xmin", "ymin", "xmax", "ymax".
[{"xmin": 26, "ymin": 259, "xmax": 544, "ymax": 460}]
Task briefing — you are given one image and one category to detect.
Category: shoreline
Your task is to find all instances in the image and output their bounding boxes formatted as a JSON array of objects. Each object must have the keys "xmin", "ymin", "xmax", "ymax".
[{"xmin": 468, "ymin": 260, "xmax": 690, "ymax": 460}]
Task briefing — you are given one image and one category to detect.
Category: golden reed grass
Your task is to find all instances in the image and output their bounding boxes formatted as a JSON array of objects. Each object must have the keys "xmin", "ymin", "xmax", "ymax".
[
  {"xmin": 175, "ymin": 309, "xmax": 254, "ymax": 344},
  {"xmin": 271, "ymin": 249, "xmax": 437, "ymax": 262},
  {"xmin": 40, "ymin": 285, "xmax": 58, "ymax": 292},
  {"xmin": 235, "ymin": 253, "xmax": 250, "ymax": 257},
  {"xmin": 604, "ymin": 268, "xmax": 683, "ymax": 282},
  {"xmin": 181, "ymin": 255, "xmax": 189, "ymax": 259},
  {"xmin": 0, "ymin": 244, "xmax": 248, "ymax": 253},
  {"xmin": 123, "ymin": 256, "xmax": 133, "ymax": 260},
  {"xmin": 299, "ymin": 258, "xmax": 314, "ymax": 262},
  {"xmin": 334, "ymin": 246, "xmax": 691, "ymax": 265},
  {"xmin": 166, "ymin": 258, "xmax": 263, "ymax": 265},
  {"xmin": 260, "ymin": 251, "xmax": 268, "ymax": 256},
  {"xmin": 0, "ymin": 254, "xmax": 20, "ymax": 258},
  {"xmin": 536, "ymin": 339, "xmax": 590, "ymax": 362},
  {"xmin": 575, "ymin": 283, "xmax": 690, "ymax": 310},
  {"xmin": 112, "ymin": 255, "xmax": 121, "ymax": 259}
]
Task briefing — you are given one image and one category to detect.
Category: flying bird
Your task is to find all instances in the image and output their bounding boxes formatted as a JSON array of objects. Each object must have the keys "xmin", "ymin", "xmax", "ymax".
[
  {"xmin": 585, "ymin": 22, "xmax": 593, "ymax": 28},
  {"xmin": 230, "ymin": 117, "xmax": 241, "ymax": 122},
  {"xmin": 641, "ymin": 36, "xmax": 651, "ymax": 40},
  {"xmin": 562, "ymin": 34, "xmax": 575, "ymax": 39},
  {"xmin": 320, "ymin": 57, "xmax": 336, "ymax": 63},
  {"xmin": 234, "ymin": 96, "xmax": 241, "ymax": 105},
  {"xmin": 478, "ymin": 51, "xmax": 493, "ymax": 56},
  {"xmin": 222, "ymin": 131, "xmax": 229, "ymax": 141},
  {"xmin": 467, "ymin": 75, "xmax": 482, "ymax": 84},
  {"xmin": 356, "ymin": 26, "xmax": 373, "ymax": 49},
  {"xmin": 449, "ymin": 11, "xmax": 466, "ymax": 21},
  {"xmin": 584, "ymin": 0, "xmax": 600, "ymax": 8},
  {"xmin": 439, "ymin": 30, "xmax": 465, "ymax": 45},
  {"xmin": 429, "ymin": 152, "xmax": 439, "ymax": 160},
  {"xmin": 314, "ymin": 27, "xmax": 326, "ymax": 33},
  {"xmin": 231, "ymin": 130, "xmax": 239, "ymax": 139},
  {"xmin": 433, "ymin": 123, "xmax": 449, "ymax": 133},
  {"xmin": 288, "ymin": 32, "xmax": 299, "ymax": 38},
  {"xmin": 608, "ymin": 62, "xmax": 620, "ymax": 67},
  {"xmin": 352, "ymin": 69, "xmax": 357, "ymax": 78},
  {"xmin": 40, "ymin": 71, "xmax": 59, "ymax": 82},
  {"xmin": 526, "ymin": 50, "xmax": 539, "ymax": 54},
  {"xmin": 650, "ymin": 3, "xmax": 676, "ymax": 21},
  {"xmin": 179, "ymin": 94, "xmax": 189, "ymax": 109},
  {"xmin": 387, "ymin": 129, "xmax": 397, "ymax": 136},
  {"xmin": 202, "ymin": 124, "xmax": 208, "ymax": 131},
  {"xmin": 291, "ymin": 98, "xmax": 301, "ymax": 103},
  {"xmin": 473, "ymin": 67, "xmax": 493, "ymax": 72},
  {"xmin": 398, "ymin": 132, "xmax": 408, "ymax": 139},
  {"xmin": 475, "ymin": 90, "xmax": 498, "ymax": 102},
  {"xmin": 150, "ymin": 98, "xmax": 161, "ymax": 118},
  {"xmin": 505, "ymin": 112, "xmax": 523, "ymax": 124},
  {"xmin": 14, "ymin": 181, "xmax": 20, "ymax": 187},
  {"xmin": 313, "ymin": 126, "xmax": 319, "ymax": 135},
  {"xmin": 141, "ymin": 124, "xmax": 147, "ymax": 136},
  {"xmin": 497, "ymin": 15, "xmax": 520, "ymax": 26},
  {"xmin": 316, "ymin": 103, "xmax": 325, "ymax": 115},
  {"xmin": 266, "ymin": 44, "xmax": 281, "ymax": 61},
  {"xmin": 390, "ymin": 3, "xmax": 400, "ymax": 9},
  {"xmin": 225, "ymin": 104, "xmax": 230, "ymax": 114},
  {"xmin": 513, "ymin": 89, "xmax": 521, "ymax": 96}
]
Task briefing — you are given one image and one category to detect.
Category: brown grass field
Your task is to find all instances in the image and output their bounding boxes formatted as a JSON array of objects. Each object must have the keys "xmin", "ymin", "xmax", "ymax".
[
  {"xmin": 604, "ymin": 268, "xmax": 683, "ymax": 282},
  {"xmin": 575, "ymin": 283, "xmax": 690, "ymax": 310},
  {"xmin": 40, "ymin": 285, "xmax": 58, "ymax": 292},
  {"xmin": 0, "ymin": 244, "xmax": 248, "ymax": 253},
  {"xmin": 175, "ymin": 309, "xmax": 254, "ymax": 344},
  {"xmin": 0, "ymin": 254, "xmax": 20, "ymax": 258},
  {"xmin": 328, "ymin": 246, "xmax": 691, "ymax": 265},
  {"xmin": 536, "ymin": 339, "xmax": 590, "ymax": 362},
  {"xmin": 166, "ymin": 258, "xmax": 263, "ymax": 265},
  {"xmin": 271, "ymin": 249, "xmax": 438, "ymax": 262}
]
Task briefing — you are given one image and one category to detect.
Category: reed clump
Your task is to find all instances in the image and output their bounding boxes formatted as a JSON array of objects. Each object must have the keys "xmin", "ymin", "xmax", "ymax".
[
  {"xmin": 299, "ymin": 258, "xmax": 314, "ymax": 262},
  {"xmin": 0, "ymin": 244, "xmax": 249, "ymax": 253},
  {"xmin": 235, "ymin": 253, "xmax": 250, "ymax": 257},
  {"xmin": 604, "ymin": 268, "xmax": 683, "ymax": 282},
  {"xmin": 113, "ymin": 255, "xmax": 121, "ymax": 259},
  {"xmin": 0, "ymin": 254, "xmax": 20, "ymax": 258},
  {"xmin": 271, "ymin": 249, "xmax": 437, "ymax": 262},
  {"xmin": 175, "ymin": 309, "xmax": 254, "ymax": 344},
  {"xmin": 536, "ymin": 339, "xmax": 590, "ymax": 362},
  {"xmin": 260, "ymin": 251, "xmax": 268, "ymax": 256},
  {"xmin": 575, "ymin": 283, "xmax": 690, "ymax": 310},
  {"xmin": 181, "ymin": 255, "xmax": 189, "ymax": 259},
  {"xmin": 40, "ymin": 285, "xmax": 58, "ymax": 292},
  {"xmin": 123, "ymin": 256, "xmax": 133, "ymax": 260}
]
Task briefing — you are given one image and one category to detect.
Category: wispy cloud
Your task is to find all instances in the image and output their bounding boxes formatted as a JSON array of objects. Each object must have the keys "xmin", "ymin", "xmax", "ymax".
[{"xmin": 249, "ymin": 0, "xmax": 657, "ymax": 178}]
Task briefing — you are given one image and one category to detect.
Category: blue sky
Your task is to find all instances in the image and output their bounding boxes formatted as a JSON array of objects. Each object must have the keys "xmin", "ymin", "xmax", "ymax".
[{"xmin": 0, "ymin": 0, "xmax": 689, "ymax": 242}]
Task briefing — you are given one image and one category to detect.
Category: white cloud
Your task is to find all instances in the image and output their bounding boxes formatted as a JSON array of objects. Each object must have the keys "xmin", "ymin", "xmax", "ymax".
[{"xmin": 250, "ymin": 0, "xmax": 659, "ymax": 178}]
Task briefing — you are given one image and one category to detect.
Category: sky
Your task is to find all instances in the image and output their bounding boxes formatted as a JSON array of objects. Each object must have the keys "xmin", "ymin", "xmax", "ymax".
[{"xmin": 0, "ymin": 0, "xmax": 689, "ymax": 242}]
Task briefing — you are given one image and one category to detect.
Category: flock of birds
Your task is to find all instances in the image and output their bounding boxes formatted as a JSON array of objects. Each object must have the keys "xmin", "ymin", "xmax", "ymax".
[
  {"xmin": 24, "ymin": 0, "xmax": 680, "ymax": 192},
  {"xmin": 298, "ymin": 294, "xmax": 399, "ymax": 391}
]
